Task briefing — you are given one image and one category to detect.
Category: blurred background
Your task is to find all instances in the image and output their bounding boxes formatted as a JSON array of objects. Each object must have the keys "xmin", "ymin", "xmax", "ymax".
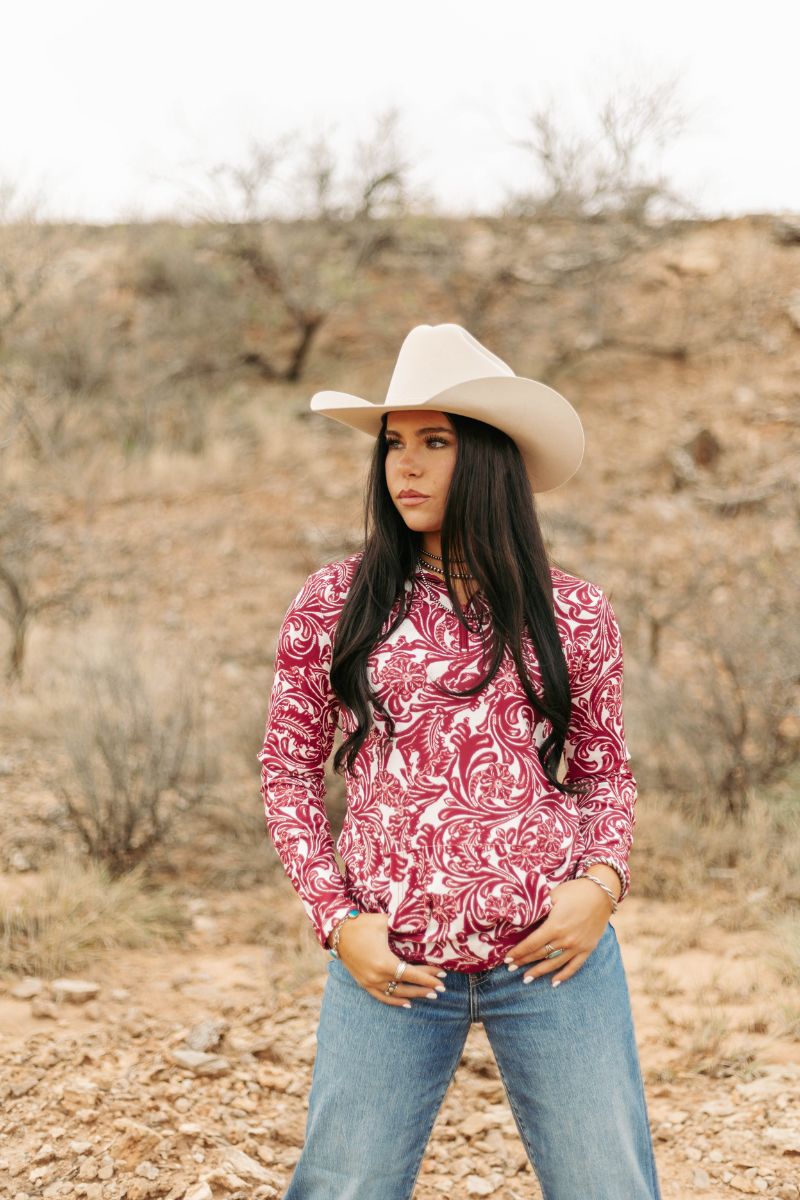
[{"xmin": 1, "ymin": 3, "xmax": 799, "ymax": 1197}]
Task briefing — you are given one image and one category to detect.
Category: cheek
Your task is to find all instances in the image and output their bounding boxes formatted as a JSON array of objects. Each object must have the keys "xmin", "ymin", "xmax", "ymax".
[{"xmin": 438, "ymin": 452, "xmax": 457, "ymax": 490}]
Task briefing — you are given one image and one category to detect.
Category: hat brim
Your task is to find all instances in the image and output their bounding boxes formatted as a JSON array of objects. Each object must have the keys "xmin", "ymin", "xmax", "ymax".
[{"xmin": 309, "ymin": 375, "xmax": 585, "ymax": 493}]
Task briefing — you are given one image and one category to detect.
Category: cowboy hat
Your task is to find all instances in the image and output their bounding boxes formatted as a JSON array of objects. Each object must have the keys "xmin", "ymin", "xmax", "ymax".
[{"xmin": 309, "ymin": 323, "xmax": 585, "ymax": 493}]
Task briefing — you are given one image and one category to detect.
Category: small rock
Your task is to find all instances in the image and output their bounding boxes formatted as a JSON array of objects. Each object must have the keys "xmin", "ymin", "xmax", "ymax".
[
  {"xmin": 134, "ymin": 1162, "xmax": 159, "ymax": 1180},
  {"xmin": 764, "ymin": 1125, "xmax": 800, "ymax": 1153},
  {"xmin": 465, "ymin": 1176, "xmax": 495, "ymax": 1197},
  {"xmin": 665, "ymin": 249, "xmax": 720, "ymax": 276},
  {"xmin": 772, "ymin": 212, "xmax": 800, "ymax": 244},
  {"xmin": 169, "ymin": 1049, "xmax": 230, "ymax": 1076},
  {"xmin": 60, "ymin": 1078, "xmax": 99, "ymax": 1113},
  {"xmin": 684, "ymin": 430, "xmax": 721, "ymax": 469},
  {"xmin": 11, "ymin": 978, "xmax": 43, "ymax": 999},
  {"xmin": 78, "ymin": 1158, "xmax": 99, "ymax": 1181},
  {"xmin": 98, "ymin": 1157, "xmax": 115, "ymax": 1181},
  {"xmin": 729, "ymin": 1175, "xmax": 760, "ymax": 1194},
  {"xmin": 183, "ymin": 1186, "xmax": 213, "ymax": 1200},
  {"xmin": 205, "ymin": 1168, "xmax": 248, "ymax": 1189},
  {"xmin": 220, "ymin": 1148, "xmax": 276, "ymax": 1184},
  {"xmin": 30, "ymin": 995, "xmax": 58, "ymax": 1019},
  {"xmin": 692, "ymin": 1167, "xmax": 711, "ymax": 1188},
  {"xmin": 51, "ymin": 979, "xmax": 101, "ymax": 1004},
  {"xmin": 184, "ymin": 1019, "xmax": 227, "ymax": 1053},
  {"xmin": 11, "ymin": 1075, "xmax": 40, "ymax": 1098},
  {"xmin": 459, "ymin": 1113, "xmax": 495, "ymax": 1137}
]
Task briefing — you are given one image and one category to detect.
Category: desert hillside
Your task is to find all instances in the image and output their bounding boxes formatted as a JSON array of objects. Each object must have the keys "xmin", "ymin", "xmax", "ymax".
[{"xmin": 0, "ymin": 211, "xmax": 799, "ymax": 1198}]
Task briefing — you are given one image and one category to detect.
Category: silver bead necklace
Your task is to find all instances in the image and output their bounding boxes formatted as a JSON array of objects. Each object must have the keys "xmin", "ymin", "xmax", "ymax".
[{"xmin": 417, "ymin": 551, "xmax": 475, "ymax": 580}]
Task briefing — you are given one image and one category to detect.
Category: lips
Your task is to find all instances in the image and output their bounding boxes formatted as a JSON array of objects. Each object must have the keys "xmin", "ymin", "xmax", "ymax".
[{"xmin": 399, "ymin": 491, "xmax": 428, "ymax": 499}]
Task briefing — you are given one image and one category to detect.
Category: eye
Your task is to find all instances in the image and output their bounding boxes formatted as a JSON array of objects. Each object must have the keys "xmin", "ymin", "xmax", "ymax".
[{"xmin": 385, "ymin": 436, "xmax": 451, "ymax": 450}]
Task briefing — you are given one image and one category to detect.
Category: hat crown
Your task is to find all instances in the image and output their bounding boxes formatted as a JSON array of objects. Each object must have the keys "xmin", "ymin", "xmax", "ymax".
[{"xmin": 385, "ymin": 323, "xmax": 515, "ymax": 405}]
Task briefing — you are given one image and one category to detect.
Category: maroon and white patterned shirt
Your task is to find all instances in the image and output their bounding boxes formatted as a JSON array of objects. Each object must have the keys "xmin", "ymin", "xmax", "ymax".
[{"xmin": 257, "ymin": 552, "xmax": 637, "ymax": 973}]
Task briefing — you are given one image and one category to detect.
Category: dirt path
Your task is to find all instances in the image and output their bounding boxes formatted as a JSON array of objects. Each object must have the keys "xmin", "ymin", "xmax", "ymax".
[{"xmin": 2, "ymin": 895, "xmax": 799, "ymax": 1199}]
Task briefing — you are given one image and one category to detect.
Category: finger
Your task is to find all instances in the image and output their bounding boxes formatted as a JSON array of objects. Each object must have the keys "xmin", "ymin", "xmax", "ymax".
[
  {"xmin": 549, "ymin": 952, "xmax": 589, "ymax": 985},
  {"xmin": 367, "ymin": 987, "xmax": 413, "ymax": 1008},
  {"xmin": 521, "ymin": 949, "xmax": 576, "ymax": 983},
  {"xmin": 384, "ymin": 961, "xmax": 448, "ymax": 991},
  {"xmin": 523, "ymin": 950, "xmax": 588, "ymax": 985},
  {"xmin": 505, "ymin": 937, "xmax": 568, "ymax": 970},
  {"xmin": 368, "ymin": 975, "xmax": 445, "ymax": 1000}
]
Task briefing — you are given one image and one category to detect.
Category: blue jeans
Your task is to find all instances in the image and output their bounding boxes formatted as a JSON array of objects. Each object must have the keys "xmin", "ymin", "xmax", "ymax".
[{"xmin": 284, "ymin": 922, "xmax": 662, "ymax": 1200}]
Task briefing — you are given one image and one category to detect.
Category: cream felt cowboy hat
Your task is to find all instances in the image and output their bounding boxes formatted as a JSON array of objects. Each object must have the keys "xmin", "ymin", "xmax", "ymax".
[{"xmin": 309, "ymin": 322, "xmax": 585, "ymax": 493}]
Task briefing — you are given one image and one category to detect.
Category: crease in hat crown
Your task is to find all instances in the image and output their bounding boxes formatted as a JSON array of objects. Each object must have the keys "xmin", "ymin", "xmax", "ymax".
[{"xmin": 385, "ymin": 323, "xmax": 516, "ymax": 404}]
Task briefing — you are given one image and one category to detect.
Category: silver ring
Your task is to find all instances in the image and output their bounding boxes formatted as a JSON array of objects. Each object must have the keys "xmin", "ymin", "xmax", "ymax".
[{"xmin": 384, "ymin": 959, "xmax": 408, "ymax": 995}]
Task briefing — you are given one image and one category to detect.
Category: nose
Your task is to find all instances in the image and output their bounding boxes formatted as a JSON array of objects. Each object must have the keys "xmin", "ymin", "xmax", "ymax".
[{"xmin": 395, "ymin": 444, "xmax": 421, "ymax": 473}]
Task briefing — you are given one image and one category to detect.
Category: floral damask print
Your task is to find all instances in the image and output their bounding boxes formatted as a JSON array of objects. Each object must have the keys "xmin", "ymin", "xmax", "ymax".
[
  {"xmin": 375, "ymin": 652, "xmax": 428, "ymax": 704},
  {"xmin": 258, "ymin": 553, "xmax": 637, "ymax": 972},
  {"xmin": 468, "ymin": 762, "xmax": 517, "ymax": 807}
]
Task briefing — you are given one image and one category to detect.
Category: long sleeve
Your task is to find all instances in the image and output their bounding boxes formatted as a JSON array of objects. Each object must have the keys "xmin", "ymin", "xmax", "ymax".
[
  {"xmin": 256, "ymin": 569, "xmax": 355, "ymax": 950},
  {"xmin": 562, "ymin": 586, "xmax": 637, "ymax": 904}
]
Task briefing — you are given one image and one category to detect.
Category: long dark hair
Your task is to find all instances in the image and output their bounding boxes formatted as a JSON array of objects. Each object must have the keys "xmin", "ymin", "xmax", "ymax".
[{"xmin": 329, "ymin": 410, "xmax": 586, "ymax": 797}]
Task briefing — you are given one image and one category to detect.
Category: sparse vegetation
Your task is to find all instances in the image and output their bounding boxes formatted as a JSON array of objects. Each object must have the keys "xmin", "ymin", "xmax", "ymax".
[
  {"xmin": 51, "ymin": 635, "xmax": 212, "ymax": 876},
  {"xmin": 0, "ymin": 855, "xmax": 190, "ymax": 978}
]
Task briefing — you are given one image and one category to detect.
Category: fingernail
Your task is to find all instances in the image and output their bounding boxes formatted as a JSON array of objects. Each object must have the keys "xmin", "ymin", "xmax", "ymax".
[
  {"xmin": 503, "ymin": 955, "xmax": 514, "ymax": 963},
  {"xmin": 523, "ymin": 974, "xmax": 534, "ymax": 984},
  {"xmin": 436, "ymin": 970, "xmax": 447, "ymax": 978},
  {"xmin": 506, "ymin": 962, "xmax": 519, "ymax": 971},
  {"xmin": 403, "ymin": 1001, "xmax": 411, "ymax": 1008},
  {"xmin": 435, "ymin": 984, "xmax": 446, "ymax": 992},
  {"xmin": 551, "ymin": 979, "xmax": 561, "ymax": 989},
  {"xmin": 426, "ymin": 991, "xmax": 438, "ymax": 999}
]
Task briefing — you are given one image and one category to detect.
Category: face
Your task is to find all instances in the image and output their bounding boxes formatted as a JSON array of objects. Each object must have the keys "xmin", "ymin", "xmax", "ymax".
[{"xmin": 383, "ymin": 410, "xmax": 457, "ymax": 541}]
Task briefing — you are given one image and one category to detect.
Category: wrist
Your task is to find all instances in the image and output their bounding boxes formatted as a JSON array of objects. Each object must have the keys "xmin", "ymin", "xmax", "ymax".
[
  {"xmin": 327, "ymin": 907, "xmax": 361, "ymax": 957},
  {"xmin": 576, "ymin": 870, "xmax": 619, "ymax": 915},
  {"xmin": 582, "ymin": 863, "xmax": 622, "ymax": 901}
]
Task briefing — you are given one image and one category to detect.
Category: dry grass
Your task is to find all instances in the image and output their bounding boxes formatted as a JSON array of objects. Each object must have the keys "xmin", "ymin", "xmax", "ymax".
[
  {"xmin": 632, "ymin": 785, "xmax": 800, "ymax": 913},
  {"xmin": 0, "ymin": 854, "xmax": 190, "ymax": 979},
  {"xmin": 764, "ymin": 911, "xmax": 800, "ymax": 986}
]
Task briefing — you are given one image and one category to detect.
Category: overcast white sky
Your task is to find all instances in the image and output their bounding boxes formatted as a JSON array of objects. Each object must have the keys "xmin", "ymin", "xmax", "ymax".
[{"xmin": 4, "ymin": 0, "xmax": 799, "ymax": 223}]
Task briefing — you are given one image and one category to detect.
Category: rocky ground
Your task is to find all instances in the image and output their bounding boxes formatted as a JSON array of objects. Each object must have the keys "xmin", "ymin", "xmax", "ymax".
[{"xmin": 2, "ymin": 890, "xmax": 799, "ymax": 1200}]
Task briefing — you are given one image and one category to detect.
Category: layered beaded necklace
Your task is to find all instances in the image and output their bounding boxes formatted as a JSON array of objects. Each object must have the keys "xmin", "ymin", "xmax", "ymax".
[
  {"xmin": 416, "ymin": 547, "xmax": 475, "ymax": 580},
  {"xmin": 414, "ymin": 548, "xmax": 488, "ymax": 627}
]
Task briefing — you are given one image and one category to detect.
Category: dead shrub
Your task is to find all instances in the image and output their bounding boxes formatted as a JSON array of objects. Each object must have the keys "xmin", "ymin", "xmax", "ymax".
[{"xmin": 52, "ymin": 632, "xmax": 212, "ymax": 876}]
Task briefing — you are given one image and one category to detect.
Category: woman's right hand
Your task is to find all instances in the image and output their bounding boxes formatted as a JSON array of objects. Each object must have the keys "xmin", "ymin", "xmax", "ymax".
[{"xmin": 331, "ymin": 913, "xmax": 447, "ymax": 1007}]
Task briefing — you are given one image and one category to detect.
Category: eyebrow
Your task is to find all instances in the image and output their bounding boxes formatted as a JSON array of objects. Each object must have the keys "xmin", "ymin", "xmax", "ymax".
[{"xmin": 383, "ymin": 425, "xmax": 454, "ymax": 437}]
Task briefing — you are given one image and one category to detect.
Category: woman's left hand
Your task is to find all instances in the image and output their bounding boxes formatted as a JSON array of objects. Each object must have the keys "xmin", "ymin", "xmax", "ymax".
[{"xmin": 504, "ymin": 878, "xmax": 614, "ymax": 986}]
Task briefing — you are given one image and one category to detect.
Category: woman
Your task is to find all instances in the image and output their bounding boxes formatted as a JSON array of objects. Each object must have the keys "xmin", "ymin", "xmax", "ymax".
[{"xmin": 258, "ymin": 324, "xmax": 662, "ymax": 1199}]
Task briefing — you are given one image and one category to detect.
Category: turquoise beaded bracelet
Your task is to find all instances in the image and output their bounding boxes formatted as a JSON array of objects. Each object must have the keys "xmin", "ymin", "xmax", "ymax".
[{"xmin": 328, "ymin": 908, "xmax": 361, "ymax": 958}]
